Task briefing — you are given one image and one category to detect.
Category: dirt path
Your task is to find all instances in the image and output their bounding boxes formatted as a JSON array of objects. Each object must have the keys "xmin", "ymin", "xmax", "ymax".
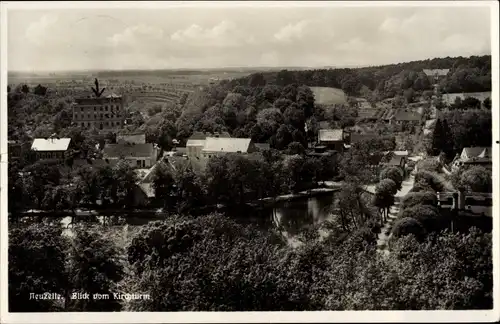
[{"xmin": 376, "ymin": 175, "xmax": 415, "ymax": 255}]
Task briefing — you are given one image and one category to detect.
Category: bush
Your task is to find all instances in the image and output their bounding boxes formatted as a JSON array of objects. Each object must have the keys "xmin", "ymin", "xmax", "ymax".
[
  {"xmin": 414, "ymin": 171, "xmax": 446, "ymax": 192},
  {"xmin": 460, "ymin": 166, "xmax": 492, "ymax": 193},
  {"xmin": 379, "ymin": 166, "xmax": 403, "ymax": 190},
  {"xmin": 409, "ymin": 180, "xmax": 436, "ymax": 194},
  {"xmin": 400, "ymin": 191, "xmax": 438, "ymax": 210},
  {"xmin": 392, "ymin": 217, "xmax": 426, "ymax": 241},
  {"xmin": 416, "ymin": 158, "xmax": 441, "ymax": 173},
  {"xmin": 399, "ymin": 205, "xmax": 441, "ymax": 232}
]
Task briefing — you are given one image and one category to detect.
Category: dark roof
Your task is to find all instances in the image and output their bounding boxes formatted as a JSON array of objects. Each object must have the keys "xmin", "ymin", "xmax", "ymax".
[
  {"xmin": 350, "ymin": 133, "xmax": 378, "ymax": 143},
  {"xmin": 387, "ymin": 155, "xmax": 405, "ymax": 166},
  {"xmin": 254, "ymin": 143, "xmax": 270, "ymax": 151},
  {"xmin": 393, "ymin": 109, "xmax": 422, "ymax": 121},
  {"xmin": 103, "ymin": 143, "xmax": 155, "ymax": 158}
]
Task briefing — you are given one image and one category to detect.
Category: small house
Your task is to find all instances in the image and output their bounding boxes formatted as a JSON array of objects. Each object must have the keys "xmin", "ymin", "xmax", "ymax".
[
  {"xmin": 201, "ymin": 137, "xmax": 255, "ymax": 158},
  {"xmin": 31, "ymin": 137, "xmax": 72, "ymax": 161},
  {"xmin": 452, "ymin": 147, "xmax": 492, "ymax": 170},
  {"xmin": 103, "ymin": 143, "xmax": 160, "ymax": 169},
  {"xmin": 317, "ymin": 129, "xmax": 344, "ymax": 152}
]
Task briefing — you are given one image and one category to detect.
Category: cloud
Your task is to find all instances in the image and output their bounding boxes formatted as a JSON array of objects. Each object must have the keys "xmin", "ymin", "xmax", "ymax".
[
  {"xmin": 7, "ymin": 7, "xmax": 492, "ymax": 71},
  {"xmin": 273, "ymin": 20, "xmax": 311, "ymax": 43},
  {"xmin": 25, "ymin": 14, "xmax": 59, "ymax": 45},
  {"xmin": 170, "ymin": 21, "xmax": 254, "ymax": 48},
  {"xmin": 109, "ymin": 24, "xmax": 164, "ymax": 47}
]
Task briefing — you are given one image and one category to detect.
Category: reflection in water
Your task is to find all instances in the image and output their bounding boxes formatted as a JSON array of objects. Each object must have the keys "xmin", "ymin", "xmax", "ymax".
[
  {"xmin": 57, "ymin": 192, "xmax": 337, "ymax": 243},
  {"xmin": 271, "ymin": 192, "xmax": 336, "ymax": 237}
]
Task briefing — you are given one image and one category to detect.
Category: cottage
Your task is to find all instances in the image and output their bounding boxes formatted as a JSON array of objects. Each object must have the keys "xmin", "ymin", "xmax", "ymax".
[
  {"xmin": 391, "ymin": 109, "xmax": 423, "ymax": 125},
  {"xmin": 317, "ymin": 129, "xmax": 345, "ymax": 152},
  {"xmin": 201, "ymin": 137, "xmax": 255, "ymax": 158},
  {"xmin": 186, "ymin": 131, "xmax": 231, "ymax": 159},
  {"xmin": 31, "ymin": 137, "xmax": 72, "ymax": 161},
  {"xmin": 423, "ymin": 69, "xmax": 450, "ymax": 83},
  {"xmin": 451, "ymin": 147, "xmax": 492, "ymax": 170},
  {"xmin": 102, "ymin": 142, "xmax": 159, "ymax": 169}
]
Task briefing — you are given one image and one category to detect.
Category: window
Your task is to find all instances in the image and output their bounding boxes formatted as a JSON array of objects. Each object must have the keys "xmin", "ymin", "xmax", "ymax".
[
  {"xmin": 100, "ymin": 107, "xmax": 103, "ymax": 111},
  {"xmin": 105, "ymin": 107, "xmax": 108, "ymax": 111},
  {"xmin": 81, "ymin": 107, "xmax": 83, "ymax": 112},
  {"xmin": 137, "ymin": 160, "xmax": 141, "ymax": 167},
  {"xmin": 94, "ymin": 107, "xmax": 96, "ymax": 111}
]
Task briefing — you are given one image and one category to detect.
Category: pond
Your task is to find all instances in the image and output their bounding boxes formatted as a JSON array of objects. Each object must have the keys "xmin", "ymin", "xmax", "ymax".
[{"xmin": 56, "ymin": 191, "xmax": 338, "ymax": 244}]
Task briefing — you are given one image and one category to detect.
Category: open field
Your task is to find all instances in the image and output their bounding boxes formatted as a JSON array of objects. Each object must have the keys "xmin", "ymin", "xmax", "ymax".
[
  {"xmin": 310, "ymin": 87, "xmax": 347, "ymax": 105},
  {"xmin": 8, "ymin": 69, "xmax": 253, "ymax": 87}
]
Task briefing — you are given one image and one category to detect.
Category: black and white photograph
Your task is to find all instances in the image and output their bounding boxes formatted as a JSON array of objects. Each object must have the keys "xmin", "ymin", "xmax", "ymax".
[{"xmin": 0, "ymin": 1, "xmax": 498, "ymax": 322}]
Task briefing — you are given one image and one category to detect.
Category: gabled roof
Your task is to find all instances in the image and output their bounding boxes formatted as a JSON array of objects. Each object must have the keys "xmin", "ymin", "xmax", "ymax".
[
  {"xmin": 117, "ymin": 134, "xmax": 146, "ymax": 144},
  {"xmin": 393, "ymin": 109, "xmax": 422, "ymax": 121},
  {"xmin": 318, "ymin": 129, "xmax": 343, "ymax": 142},
  {"xmin": 463, "ymin": 147, "xmax": 491, "ymax": 159},
  {"xmin": 202, "ymin": 137, "xmax": 252, "ymax": 153},
  {"xmin": 31, "ymin": 138, "xmax": 71, "ymax": 151},
  {"xmin": 103, "ymin": 143, "xmax": 155, "ymax": 158},
  {"xmin": 423, "ymin": 69, "xmax": 450, "ymax": 77}
]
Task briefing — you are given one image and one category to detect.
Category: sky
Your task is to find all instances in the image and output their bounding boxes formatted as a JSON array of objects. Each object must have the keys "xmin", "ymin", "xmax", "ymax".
[{"xmin": 7, "ymin": 3, "xmax": 493, "ymax": 72}]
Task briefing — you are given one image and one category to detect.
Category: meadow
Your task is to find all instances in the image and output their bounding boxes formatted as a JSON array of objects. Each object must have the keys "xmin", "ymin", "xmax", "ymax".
[{"xmin": 309, "ymin": 86, "xmax": 348, "ymax": 105}]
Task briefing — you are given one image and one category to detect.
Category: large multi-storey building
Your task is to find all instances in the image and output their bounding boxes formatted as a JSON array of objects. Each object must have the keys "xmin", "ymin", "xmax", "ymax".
[{"xmin": 72, "ymin": 94, "xmax": 125, "ymax": 130}]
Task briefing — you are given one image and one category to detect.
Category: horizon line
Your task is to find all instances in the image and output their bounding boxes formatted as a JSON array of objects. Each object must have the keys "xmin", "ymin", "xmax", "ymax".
[{"xmin": 7, "ymin": 54, "xmax": 492, "ymax": 75}]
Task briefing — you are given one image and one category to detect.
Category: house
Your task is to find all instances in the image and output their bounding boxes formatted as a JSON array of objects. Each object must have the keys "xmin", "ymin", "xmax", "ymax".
[
  {"xmin": 73, "ymin": 94, "xmax": 125, "ymax": 130},
  {"xmin": 201, "ymin": 137, "xmax": 256, "ymax": 158},
  {"xmin": 391, "ymin": 109, "xmax": 423, "ymax": 125},
  {"xmin": 31, "ymin": 137, "xmax": 72, "ymax": 161},
  {"xmin": 102, "ymin": 143, "xmax": 160, "ymax": 169},
  {"xmin": 451, "ymin": 147, "xmax": 492, "ymax": 170},
  {"xmin": 349, "ymin": 133, "xmax": 378, "ymax": 146},
  {"xmin": 317, "ymin": 129, "xmax": 345, "ymax": 152},
  {"xmin": 423, "ymin": 69, "xmax": 450, "ymax": 83},
  {"xmin": 117, "ymin": 133, "xmax": 146, "ymax": 144},
  {"xmin": 186, "ymin": 131, "xmax": 231, "ymax": 159}
]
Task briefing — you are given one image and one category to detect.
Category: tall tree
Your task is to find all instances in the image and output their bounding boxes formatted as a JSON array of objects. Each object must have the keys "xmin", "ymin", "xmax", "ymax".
[
  {"xmin": 9, "ymin": 223, "xmax": 68, "ymax": 312},
  {"xmin": 66, "ymin": 226, "xmax": 124, "ymax": 311}
]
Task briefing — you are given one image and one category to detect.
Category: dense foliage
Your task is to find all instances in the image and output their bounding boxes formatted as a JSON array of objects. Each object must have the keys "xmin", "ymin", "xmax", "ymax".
[{"xmin": 228, "ymin": 55, "xmax": 491, "ymax": 99}]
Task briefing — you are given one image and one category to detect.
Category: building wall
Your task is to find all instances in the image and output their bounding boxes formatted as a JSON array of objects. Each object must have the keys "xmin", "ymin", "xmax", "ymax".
[
  {"xmin": 105, "ymin": 156, "xmax": 156, "ymax": 169},
  {"xmin": 187, "ymin": 145, "xmax": 204, "ymax": 159},
  {"xmin": 319, "ymin": 140, "xmax": 344, "ymax": 152},
  {"xmin": 73, "ymin": 97, "xmax": 125, "ymax": 130},
  {"xmin": 35, "ymin": 151, "xmax": 65, "ymax": 160}
]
